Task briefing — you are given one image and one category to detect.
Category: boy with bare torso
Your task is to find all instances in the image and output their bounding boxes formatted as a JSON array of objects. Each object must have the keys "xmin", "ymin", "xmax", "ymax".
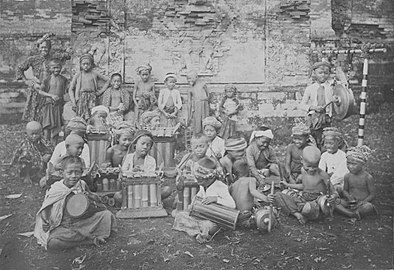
[
  {"xmin": 276, "ymin": 146, "xmax": 338, "ymax": 224},
  {"xmin": 230, "ymin": 160, "xmax": 274, "ymax": 226},
  {"xmin": 102, "ymin": 73, "xmax": 130, "ymax": 127},
  {"xmin": 335, "ymin": 146, "xmax": 377, "ymax": 219},
  {"xmin": 106, "ymin": 127, "xmax": 134, "ymax": 167}
]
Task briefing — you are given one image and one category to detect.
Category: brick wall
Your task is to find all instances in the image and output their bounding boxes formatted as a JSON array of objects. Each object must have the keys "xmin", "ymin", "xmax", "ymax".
[
  {"xmin": 0, "ymin": 0, "xmax": 72, "ymax": 115},
  {"xmin": 0, "ymin": 0, "xmax": 393, "ymax": 121}
]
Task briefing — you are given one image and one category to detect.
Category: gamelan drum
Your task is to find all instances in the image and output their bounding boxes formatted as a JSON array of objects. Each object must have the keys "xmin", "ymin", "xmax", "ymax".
[
  {"xmin": 189, "ymin": 197, "xmax": 240, "ymax": 230},
  {"xmin": 254, "ymin": 207, "xmax": 277, "ymax": 233},
  {"xmin": 316, "ymin": 195, "xmax": 331, "ymax": 216},
  {"xmin": 66, "ymin": 193, "xmax": 105, "ymax": 218},
  {"xmin": 333, "ymin": 84, "xmax": 356, "ymax": 120}
]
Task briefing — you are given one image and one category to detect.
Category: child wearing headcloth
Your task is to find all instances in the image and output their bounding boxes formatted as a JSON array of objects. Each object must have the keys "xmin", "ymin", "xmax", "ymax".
[
  {"xmin": 102, "ymin": 73, "xmax": 130, "ymax": 127},
  {"xmin": 158, "ymin": 73, "xmax": 182, "ymax": 127},
  {"xmin": 203, "ymin": 116, "xmax": 225, "ymax": 159},
  {"xmin": 278, "ymin": 146, "xmax": 339, "ymax": 225},
  {"xmin": 106, "ymin": 123, "xmax": 134, "ymax": 167},
  {"xmin": 121, "ymin": 130, "xmax": 171, "ymax": 198},
  {"xmin": 134, "ymin": 64, "xmax": 156, "ymax": 126},
  {"xmin": 220, "ymin": 137, "xmax": 248, "ymax": 184},
  {"xmin": 218, "ymin": 84, "xmax": 243, "ymax": 139},
  {"xmin": 11, "ymin": 121, "xmax": 52, "ymax": 184},
  {"xmin": 318, "ymin": 127, "xmax": 349, "ymax": 192},
  {"xmin": 300, "ymin": 61, "xmax": 340, "ymax": 149},
  {"xmin": 187, "ymin": 72, "xmax": 210, "ymax": 134},
  {"xmin": 87, "ymin": 105, "xmax": 109, "ymax": 132},
  {"xmin": 246, "ymin": 126, "xmax": 280, "ymax": 185},
  {"xmin": 285, "ymin": 122, "xmax": 315, "ymax": 184},
  {"xmin": 68, "ymin": 53, "xmax": 110, "ymax": 120},
  {"xmin": 172, "ymin": 157, "xmax": 235, "ymax": 243},
  {"xmin": 335, "ymin": 146, "xmax": 377, "ymax": 219},
  {"xmin": 38, "ymin": 58, "xmax": 68, "ymax": 145},
  {"xmin": 140, "ymin": 110, "xmax": 161, "ymax": 130},
  {"xmin": 121, "ymin": 130, "xmax": 156, "ymax": 174},
  {"xmin": 49, "ymin": 117, "xmax": 90, "ymax": 169}
]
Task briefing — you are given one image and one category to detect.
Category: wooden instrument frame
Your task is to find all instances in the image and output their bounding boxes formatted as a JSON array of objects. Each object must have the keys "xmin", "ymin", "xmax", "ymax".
[{"xmin": 116, "ymin": 175, "xmax": 167, "ymax": 219}]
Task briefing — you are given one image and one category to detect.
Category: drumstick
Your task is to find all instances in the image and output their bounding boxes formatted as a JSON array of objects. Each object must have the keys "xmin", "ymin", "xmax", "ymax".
[{"xmin": 268, "ymin": 181, "xmax": 274, "ymax": 233}]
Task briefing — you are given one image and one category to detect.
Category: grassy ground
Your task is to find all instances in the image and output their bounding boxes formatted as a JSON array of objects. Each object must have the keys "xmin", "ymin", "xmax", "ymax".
[{"xmin": 0, "ymin": 105, "xmax": 393, "ymax": 270}]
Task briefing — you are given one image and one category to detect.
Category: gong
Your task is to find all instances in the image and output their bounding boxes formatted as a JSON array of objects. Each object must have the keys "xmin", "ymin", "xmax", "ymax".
[{"xmin": 333, "ymin": 84, "xmax": 356, "ymax": 120}]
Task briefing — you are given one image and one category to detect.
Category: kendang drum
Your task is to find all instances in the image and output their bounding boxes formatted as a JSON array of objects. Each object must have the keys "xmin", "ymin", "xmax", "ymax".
[
  {"xmin": 116, "ymin": 172, "xmax": 167, "ymax": 219},
  {"xmin": 176, "ymin": 174, "xmax": 200, "ymax": 211},
  {"xmin": 190, "ymin": 196, "xmax": 240, "ymax": 230},
  {"xmin": 66, "ymin": 193, "xmax": 106, "ymax": 219},
  {"xmin": 254, "ymin": 206, "xmax": 278, "ymax": 233}
]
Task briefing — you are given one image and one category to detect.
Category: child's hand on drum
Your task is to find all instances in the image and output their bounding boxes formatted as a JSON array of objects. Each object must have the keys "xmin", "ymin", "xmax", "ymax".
[
  {"xmin": 267, "ymin": 194, "xmax": 275, "ymax": 203},
  {"xmin": 202, "ymin": 196, "xmax": 217, "ymax": 205}
]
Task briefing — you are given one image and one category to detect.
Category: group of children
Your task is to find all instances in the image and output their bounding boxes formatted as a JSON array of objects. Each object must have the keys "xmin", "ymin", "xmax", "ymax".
[{"xmin": 12, "ymin": 51, "xmax": 377, "ymax": 249}]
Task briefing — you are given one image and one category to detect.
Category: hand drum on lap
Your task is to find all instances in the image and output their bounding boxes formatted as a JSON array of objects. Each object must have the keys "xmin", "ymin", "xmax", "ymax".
[{"xmin": 66, "ymin": 193, "xmax": 106, "ymax": 219}]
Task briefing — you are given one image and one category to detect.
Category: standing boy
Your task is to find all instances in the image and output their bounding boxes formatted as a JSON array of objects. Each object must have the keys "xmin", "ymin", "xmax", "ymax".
[{"xmin": 300, "ymin": 61, "xmax": 339, "ymax": 149}]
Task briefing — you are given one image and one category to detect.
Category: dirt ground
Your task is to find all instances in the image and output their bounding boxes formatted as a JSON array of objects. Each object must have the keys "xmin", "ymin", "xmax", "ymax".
[{"xmin": 0, "ymin": 106, "xmax": 393, "ymax": 270}]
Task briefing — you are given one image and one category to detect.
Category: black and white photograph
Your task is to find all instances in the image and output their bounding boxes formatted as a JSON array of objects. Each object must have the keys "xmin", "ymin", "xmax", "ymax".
[{"xmin": 0, "ymin": 0, "xmax": 392, "ymax": 269}]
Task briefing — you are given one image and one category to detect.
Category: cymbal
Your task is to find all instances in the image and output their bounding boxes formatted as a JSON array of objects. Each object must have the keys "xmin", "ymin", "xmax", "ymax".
[{"xmin": 333, "ymin": 84, "xmax": 356, "ymax": 120}]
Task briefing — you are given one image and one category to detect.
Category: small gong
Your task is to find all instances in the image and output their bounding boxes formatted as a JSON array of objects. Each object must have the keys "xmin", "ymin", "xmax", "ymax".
[{"xmin": 333, "ymin": 84, "xmax": 356, "ymax": 120}]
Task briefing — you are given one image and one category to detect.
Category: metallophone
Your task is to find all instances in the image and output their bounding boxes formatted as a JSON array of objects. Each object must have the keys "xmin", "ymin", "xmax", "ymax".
[
  {"xmin": 176, "ymin": 173, "xmax": 200, "ymax": 211},
  {"xmin": 116, "ymin": 171, "xmax": 168, "ymax": 219},
  {"xmin": 93, "ymin": 167, "xmax": 122, "ymax": 207},
  {"xmin": 86, "ymin": 129, "xmax": 110, "ymax": 168},
  {"xmin": 145, "ymin": 123, "xmax": 181, "ymax": 169}
]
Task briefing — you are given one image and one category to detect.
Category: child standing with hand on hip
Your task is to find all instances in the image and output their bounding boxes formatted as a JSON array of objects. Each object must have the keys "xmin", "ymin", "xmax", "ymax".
[
  {"xmin": 134, "ymin": 64, "xmax": 156, "ymax": 126},
  {"xmin": 68, "ymin": 53, "xmax": 110, "ymax": 120},
  {"xmin": 38, "ymin": 58, "xmax": 68, "ymax": 145}
]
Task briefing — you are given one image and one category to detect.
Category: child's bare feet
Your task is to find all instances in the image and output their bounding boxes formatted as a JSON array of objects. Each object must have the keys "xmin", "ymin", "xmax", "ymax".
[{"xmin": 294, "ymin": 212, "xmax": 306, "ymax": 225}]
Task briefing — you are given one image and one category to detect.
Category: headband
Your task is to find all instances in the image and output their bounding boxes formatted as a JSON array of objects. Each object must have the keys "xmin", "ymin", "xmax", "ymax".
[
  {"xmin": 225, "ymin": 137, "xmax": 247, "ymax": 151},
  {"xmin": 202, "ymin": 116, "xmax": 222, "ymax": 130},
  {"xmin": 249, "ymin": 130, "xmax": 273, "ymax": 143},
  {"xmin": 91, "ymin": 105, "xmax": 109, "ymax": 116}
]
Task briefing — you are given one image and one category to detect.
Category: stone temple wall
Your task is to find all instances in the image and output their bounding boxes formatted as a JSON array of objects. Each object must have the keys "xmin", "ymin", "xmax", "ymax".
[{"xmin": 0, "ymin": 0, "xmax": 393, "ymax": 125}]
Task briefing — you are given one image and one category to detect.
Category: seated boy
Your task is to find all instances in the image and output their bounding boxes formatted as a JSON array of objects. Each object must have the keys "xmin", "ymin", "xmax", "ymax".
[
  {"xmin": 87, "ymin": 105, "xmax": 109, "ymax": 133},
  {"xmin": 11, "ymin": 121, "xmax": 52, "ymax": 184},
  {"xmin": 42, "ymin": 134, "xmax": 87, "ymax": 189},
  {"xmin": 172, "ymin": 157, "xmax": 235, "ymax": 243},
  {"xmin": 230, "ymin": 160, "xmax": 274, "ymax": 226},
  {"xmin": 220, "ymin": 137, "xmax": 248, "ymax": 184},
  {"xmin": 276, "ymin": 146, "xmax": 339, "ymax": 225},
  {"xmin": 121, "ymin": 130, "xmax": 156, "ymax": 174},
  {"xmin": 121, "ymin": 130, "xmax": 171, "ymax": 198},
  {"xmin": 102, "ymin": 73, "xmax": 130, "ymax": 128},
  {"xmin": 284, "ymin": 122, "xmax": 314, "ymax": 184},
  {"xmin": 50, "ymin": 117, "xmax": 90, "ymax": 169},
  {"xmin": 318, "ymin": 127, "xmax": 348, "ymax": 192},
  {"xmin": 246, "ymin": 127, "xmax": 280, "ymax": 185},
  {"xmin": 177, "ymin": 133, "xmax": 210, "ymax": 174},
  {"xmin": 335, "ymin": 146, "xmax": 377, "ymax": 219},
  {"xmin": 106, "ymin": 126, "xmax": 134, "ymax": 167},
  {"xmin": 34, "ymin": 156, "xmax": 117, "ymax": 250}
]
